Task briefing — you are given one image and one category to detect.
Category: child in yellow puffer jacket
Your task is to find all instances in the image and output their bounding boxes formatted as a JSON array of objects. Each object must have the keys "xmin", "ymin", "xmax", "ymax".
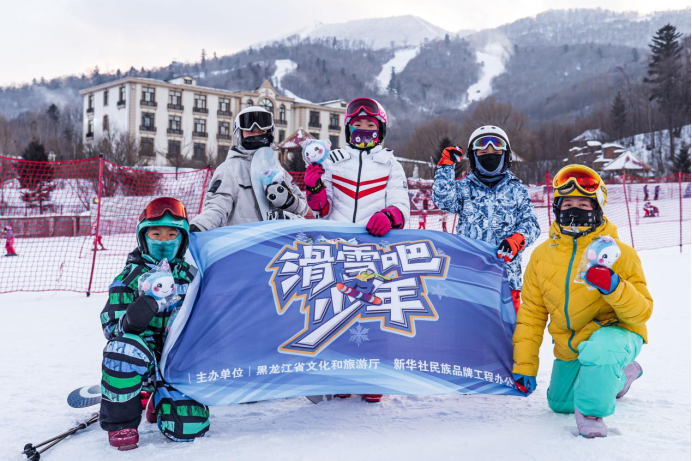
[{"xmin": 512, "ymin": 165, "xmax": 653, "ymax": 438}]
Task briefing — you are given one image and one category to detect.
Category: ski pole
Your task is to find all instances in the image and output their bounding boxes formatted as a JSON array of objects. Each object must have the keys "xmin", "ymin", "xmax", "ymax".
[{"xmin": 23, "ymin": 412, "xmax": 99, "ymax": 460}]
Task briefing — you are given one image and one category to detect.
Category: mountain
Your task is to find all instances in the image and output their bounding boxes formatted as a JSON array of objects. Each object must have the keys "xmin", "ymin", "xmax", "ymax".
[{"xmin": 257, "ymin": 15, "xmax": 457, "ymax": 50}]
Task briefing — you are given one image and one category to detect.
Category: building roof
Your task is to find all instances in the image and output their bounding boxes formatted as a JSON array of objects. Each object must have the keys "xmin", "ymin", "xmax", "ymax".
[
  {"xmin": 601, "ymin": 142, "xmax": 624, "ymax": 149},
  {"xmin": 602, "ymin": 150, "xmax": 652, "ymax": 171},
  {"xmin": 586, "ymin": 140, "xmax": 602, "ymax": 147},
  {"xmin": 593, "ymin": 155, "xmax": 612, "ymax": 164},
  {"xmin": 278, "ymin": 129, "xmax": 314, "ymax": 149}
]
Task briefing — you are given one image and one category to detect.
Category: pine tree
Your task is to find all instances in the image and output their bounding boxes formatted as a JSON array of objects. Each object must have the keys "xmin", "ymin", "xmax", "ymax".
[
  {"xmin": 610, "ymin": 91, "xmax": 627, "ymax": 139},
  {"xmin": 19, "ymin": 139, "xmax": 55, "ymax": 212},
  {"xmin": 46, "ymin": 104, "xmax": 60, "ymax": 123},
  {"xmin": 631, "ymin": 47, "xmax": 639, "ymax": 62},
  {"xmin": 644, "ymin": 24, "xmax": 683, "ymax": 160},
  {"xmin": 672, "ymin": 145, "xmax": 690, "ymax": 173},
  {"xmin": 387, "ymin": 67, "xmax": 397, "ymax": 95},
  {"xmin": 445, "ymin": 34, "xmax": 450, "ymax": 47}
]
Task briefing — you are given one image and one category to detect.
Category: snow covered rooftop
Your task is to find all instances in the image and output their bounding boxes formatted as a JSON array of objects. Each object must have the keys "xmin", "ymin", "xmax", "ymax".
[
  {"xmin": 586, "ymin": 140, "xmax": 602, "ymax": 147},
  {"xmin": 278, "ymin": 129, "xmax": 314, "ymax": 149},
  {"xmin": 593, "ymin": 155, "xmax": 612, "ymax": 164},
  {"xmin": 569, "ymin": 147, "xmax": 583, "ymax": 152},
  {"xmin": 602, "ymin": 142, "xmax": 624, "ymax": 149},
  {"xmin": 602, "ymin": 150, "xmax": 652, "ymax": 171}
]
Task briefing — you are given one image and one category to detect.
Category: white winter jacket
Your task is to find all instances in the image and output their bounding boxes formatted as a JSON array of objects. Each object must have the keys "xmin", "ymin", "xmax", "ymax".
[
  {"xmin": 321, "ymin": 145, "xmax": 410, "ymax": 225},
  {"xmin": 191, "ymin": 147, "xmax": 307, "ymax": 231}
]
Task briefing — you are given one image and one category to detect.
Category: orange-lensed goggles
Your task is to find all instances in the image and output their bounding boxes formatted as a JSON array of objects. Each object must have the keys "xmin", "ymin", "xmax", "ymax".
[
  {"xmin": 139, "ymin": 197, "xmax": 187, "ymax": 222},
  {"xmin": 553, "ymin": 165, "xmax": 601, "ymax": 195}
]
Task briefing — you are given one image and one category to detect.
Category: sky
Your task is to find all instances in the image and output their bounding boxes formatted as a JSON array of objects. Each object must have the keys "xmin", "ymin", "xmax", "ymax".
[{"xmin": 0, "ymin": 0, "xmax": 689, "ymax": 86}]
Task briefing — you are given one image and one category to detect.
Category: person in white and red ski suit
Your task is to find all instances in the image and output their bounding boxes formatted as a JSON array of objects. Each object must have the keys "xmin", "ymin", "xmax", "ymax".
[{"xmin": 303, "ymin": 97, "xmax": 410, "ymax": 403}]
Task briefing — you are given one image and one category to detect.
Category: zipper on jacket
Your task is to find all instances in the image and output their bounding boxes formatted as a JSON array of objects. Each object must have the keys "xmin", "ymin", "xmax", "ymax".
[
  {"xmin": 564, "ymin": 236, "xmax": 579, "ymax": 353},
  {"xmin": 352, "ymin": 151, "xmax": 364, "ymax": 223}
]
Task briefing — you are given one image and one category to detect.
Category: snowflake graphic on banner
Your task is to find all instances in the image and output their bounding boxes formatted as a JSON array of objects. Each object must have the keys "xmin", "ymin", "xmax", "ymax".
[
  {"xmin": 267, "ymin": 240, "xmax": 450, "ymax": 355},
  {"xmin": 349, "ymin": 324, "xmax": 370, "ymax": 346}
]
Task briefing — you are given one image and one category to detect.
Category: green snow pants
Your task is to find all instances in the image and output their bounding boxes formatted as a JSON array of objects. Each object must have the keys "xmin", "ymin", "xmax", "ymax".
[{"xmin": 547, "ymin": 326, "xmax": 644, "ymax": 418}]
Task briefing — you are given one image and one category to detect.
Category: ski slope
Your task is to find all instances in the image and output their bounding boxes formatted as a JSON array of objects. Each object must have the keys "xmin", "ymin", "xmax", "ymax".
[
  {"xmin": 461, "ymin": 42, "xmax": 508, "ymax": 109},
  {"xmin": 0, "ymin": 245, "xmax": 689, "ymax": 460},
  {"xmin": 271, "ymin": 59, "xmax": 312, "ymax": 103},
  {"xmin": 376, "ymin": 47, "xmax": 418, "ymax": 92}
]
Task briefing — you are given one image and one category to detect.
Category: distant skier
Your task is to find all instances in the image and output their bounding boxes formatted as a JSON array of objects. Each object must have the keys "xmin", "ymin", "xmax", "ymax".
[
  {"xmin": 513, "ymin": 165, "xmax": 652, "ymax": 438},
  {"xmin": 189, "ymin": 107, "xmax": 307, "ymax": 232},
  {"xmin": 654, "ymin": 184, "xmax": 660, "ymax": 200},
  {"xmin": 418, "ymin": 210, "xmax": 427, "ymax": 229},
  {"xmin": 643, "ymin": 184, "xmax": 649, "ymax": 201},
  {"xmin": 433, "ymin": 127, "xmax": 540, "ymax": 312},
  {"xmin": 643, "ymin": 201, "xmax": 659, "ymax": 217},
  {"xmin": 2, "ymin": 225, "xmax": 17, "ymax": 256},
  {"xmin": 304, "ymin": 97, "xmax": 410, "ymax": 403},
  {"xmin": 92, "ymin": 222, "xmax": 106, "ymax": 251},
  {"xmin": 99, "ymin": 198, "xmax": 208, "ymax": 450}
]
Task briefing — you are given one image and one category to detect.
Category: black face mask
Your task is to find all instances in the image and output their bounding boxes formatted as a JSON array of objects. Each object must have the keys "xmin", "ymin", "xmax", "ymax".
[
  {"xmin": 477, "ymin": 153, "xmax": 503, "ymax": 171},
  {"xmin": 240, "ymin": 133, "xmax": 273, "ymax": 151},
  {"xmin": 557, "ymin": 207, "xmax": 599, "ymax": 227}
]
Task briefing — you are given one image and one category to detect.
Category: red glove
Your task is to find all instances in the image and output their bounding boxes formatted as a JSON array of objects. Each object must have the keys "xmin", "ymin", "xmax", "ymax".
[
  {"xmin": 304, "ymin": 163, "xmax": 325, "ymax": 189},
  {"xmin": 438, "ymin": 146, "xmax": 463, "ymax": 166},
  {"xmin": 366, "ymin": 206, "xmax": 404, "ymax": 237},
  {"xmin": 497, "ymin": 233, "xmax": 526, "ymax": 262}
]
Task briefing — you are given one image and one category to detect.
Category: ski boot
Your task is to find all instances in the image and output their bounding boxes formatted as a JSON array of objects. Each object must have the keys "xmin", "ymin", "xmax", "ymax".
[
  {"xmin": 108, "ymin": 428, "xmax": 139, "ymax": 450},
  {"xmin": 616, "ymin": 361, "xmax": 643, "ymax": 399},
  {"xmin": 575, "ymin": 407, "xmax": 607, "ymax": 438},
  {"xmin": 143, "ymin": 392, "xmax": 157, "ymax": 424},
  {"xmin": 363, "ymin": 394, "xmax": 382, "ymax": 403}
]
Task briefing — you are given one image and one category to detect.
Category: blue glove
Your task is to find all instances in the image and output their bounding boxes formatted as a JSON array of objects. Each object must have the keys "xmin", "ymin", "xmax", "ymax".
[
  {"xmin": 513, "ymin": 374, "xmax": 537, "ymax": 394},
  {"xmin": 585, "ymin": 266, "xmax": 620, "ymax": 295}
]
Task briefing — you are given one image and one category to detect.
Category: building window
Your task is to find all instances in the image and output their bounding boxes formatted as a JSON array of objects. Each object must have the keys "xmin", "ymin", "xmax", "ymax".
[
  {"xmin": 309, "ymin": 111, "xmax": 321, "ymax": 128},
  {"xmin": 279, "ymin": 105, "xmax": 286, "ymax": 123},
  {"xmin": 218, "ymin": 121, "xmax": 230, "ymax": 139},
  {"xmin": 168, "ymin": 140, "xmax": 181, "ymax": 158},
  {"xmin": 184, "ymin": 78, "xmax": 193, "ymax": 85},
  {"xmin": 193, "ymin": 143, "xmax": 206, "ymax": 160},
  {"xmin": 219, "ymin": 97, "xmax": 230, "ymax": 113},
  {"xmin": 103, "ymin": 115, "xmax": 109, "ymax": 132},
  {"xmin": 168, "ymin": 90, "xmax": 182, "ymax": 109},
  {"xmin": 246, "ymin": 99, "xmax": 254, "ymax": 108},
  {"xmin": 194, "ymin": 94, "xmax": 207, "ymax": 111},
  {"xmin": 87, "ymin": 119, "xmax": 94, "ymax": 138},
  {"xmin": 259, "ymin": 98, "xmax": 274, "ymax": 116},
  {"xmin": 310, "ymin": 132, "xmax": 320, "ymax": 139},
  {"xmin": 329, "ymin": 113, "xmax": 340, "ymax": 130},
  {"xmin": 140, "ymin": 138, "xmax": 155, "ymax": 157},
  {"xmin": 194, "ymin": 118, "xmax": 207, "ymax": 136},
  {"xmin": 329, "ymin": 135, "xmax": 340, "ymax": 149},
  {"xmin": 118, "ymin": 86, "xmax": 126, "ymax": 107},
  {"xmin": 142, "ymin": 87, "xmax": 156, "ymax": 106},
  {"xmin": 103, "ymin": 90, "xmax": 109, "ymax": 106},
  {"xmin": 141, "ymin": 113, "xmax": 155, "ymax": 132},
  {"xmin": 279, "ymin": 130, "xmax": 286, "ymax": 143},
  {"xmin": 87, "ymin": 94, "xmax": 94, "ymax": 113},
  {"xmin": 168, "ymin": 115, "xmax": 182, "ymax": 134}
]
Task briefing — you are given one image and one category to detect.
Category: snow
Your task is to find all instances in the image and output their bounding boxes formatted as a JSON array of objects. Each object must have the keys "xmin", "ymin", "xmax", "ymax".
[
  {"xmin": 613, "ymin": 125, "xmax": 691, "ymax": 170},
  {"xmin": 1, "ymin": 245, "xmax": 689, "ymax": 460},
  {"xmin": 602, "ymin": 151, "xmax": 651, "ymax": 171},
  {"xmin": 376, "ymin": 47, "xmax": 419, "ymax": 92},
  {"xmin": 461, "ymin": 42, "xmax": 508, "ymax": 110},
  {"xmin": 571, "ymin": 129, "xmax": 609, "ymax": 143},
  {"xmin": 269, "ymin": 59, "xmax": 312, "ymax": 104}
]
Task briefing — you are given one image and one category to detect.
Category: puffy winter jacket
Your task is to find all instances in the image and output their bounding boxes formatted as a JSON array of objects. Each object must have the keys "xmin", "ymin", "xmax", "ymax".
[
  {"xmin": 191, "ymin": 147, "xmax": 308, "ymax": 231},
  {"xmin": 432, "ymin": 167, "xmax": 540, "ymax": 290},
  {"xmin": 320, "ymin": 145, "xmax": 410, "ymax": 225},
  {"xmin": 100, "ymin": 249, "xmax": 196, "ymax": 359},
  {"xmin": 513, "ymin": 219, "xmax": 653, "ymax": 377}
]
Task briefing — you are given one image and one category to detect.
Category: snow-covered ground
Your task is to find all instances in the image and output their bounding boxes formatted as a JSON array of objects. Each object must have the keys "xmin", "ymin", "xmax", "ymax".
[
  {"xmin": 271, "ymin": 59, "xmax": 312, "ymax": 103},
  {"xmin": 1, "ymin": 246, "xmax": 689, "ymax": 460},
  {"xmin": 461, "ymin": 43, "xmax": 508, "ymax": 109},
  {"xmin": 376, "ymin": 47, "xmax": 418, "ymax": 92}
]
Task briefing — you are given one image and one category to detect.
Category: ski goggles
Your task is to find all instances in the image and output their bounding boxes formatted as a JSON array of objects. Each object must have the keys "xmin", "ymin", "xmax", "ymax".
[
  {"xmin": 553, "ymin": 165, "xmax": 601, "ymax": 195},
  {"xmin": 472, "ymin": 135, "xmax": 508, "ymax": 151},
  {"xmin": 139, "ymin": 197, "xmax": 187, "ymax": 222},
  {"xmin": 237, "ymin": 111, "xmax": 274, "ymax": 131},
  {"xmin": 345, "ymin": 98, "xmax": 380, "ymax": 118}
]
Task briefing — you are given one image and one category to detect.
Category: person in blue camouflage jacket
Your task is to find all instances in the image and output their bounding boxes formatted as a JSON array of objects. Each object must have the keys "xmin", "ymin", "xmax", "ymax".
[{"xmin": 433, "ymin": 125, "xmax": 540, "ymax": 311}]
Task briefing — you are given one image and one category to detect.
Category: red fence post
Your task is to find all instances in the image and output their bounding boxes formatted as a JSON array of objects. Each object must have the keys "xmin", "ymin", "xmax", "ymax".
[
  {"xmin": 546, "ymin": 170, "xmax": 552, "ymax": 228},
  {"xmin": 197, "ymin": 167, "xmax": 212, "ymax": 214},
  {"xmin": 86, "ymin": 155, "xmax": 104, "ymax": 297},
  {"xmin": 622, "ymin": 171, "xmax": 635, "ymax": 249},
  {"xmin": 679, "ymin": 171, "xmax": 683, "ymax": 253}
]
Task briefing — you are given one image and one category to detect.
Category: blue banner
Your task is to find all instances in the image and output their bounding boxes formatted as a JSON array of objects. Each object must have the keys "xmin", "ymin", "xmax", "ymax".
[{"xmin": 160, "ymin": 220, "xmax": 524, "ymax": 404}]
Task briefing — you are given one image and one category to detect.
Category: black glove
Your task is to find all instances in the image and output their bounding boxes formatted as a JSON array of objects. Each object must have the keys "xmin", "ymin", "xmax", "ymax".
[
  {"xmin": 265, "ymin": 181, "xmax": 296, "ymax": 210},
  {"xmin": 189, "ymin": 224, "xmax": 201, "ymax": 233},
  {"xmin": 121, "ymin": 295, "xmax": 159, "ymax": 335}
]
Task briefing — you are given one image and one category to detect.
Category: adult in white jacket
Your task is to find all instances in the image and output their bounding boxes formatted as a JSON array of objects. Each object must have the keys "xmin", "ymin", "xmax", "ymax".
[{"xmin": 304, "ymin": 97, "xmax": 410, "ymax": 236}]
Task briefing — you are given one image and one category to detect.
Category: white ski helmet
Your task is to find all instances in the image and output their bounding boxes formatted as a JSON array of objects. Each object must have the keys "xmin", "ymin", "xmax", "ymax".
[
  {"xmin": 233, "ymin": 106, "xmax": 275, "ymax": 150},
  {"xmin": 467, "ymin": 125, "xmax": 513, "ymax": 170}
]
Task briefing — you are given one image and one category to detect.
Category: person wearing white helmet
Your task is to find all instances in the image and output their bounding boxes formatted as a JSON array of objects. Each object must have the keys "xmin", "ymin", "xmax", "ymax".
[
  {"xmin": 432, "ymin": 125, "xmax": 540, "ymax": 312},
  {"xmin": 190, "ymin": 107, "xmax": 308, "ymax": 231}
]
